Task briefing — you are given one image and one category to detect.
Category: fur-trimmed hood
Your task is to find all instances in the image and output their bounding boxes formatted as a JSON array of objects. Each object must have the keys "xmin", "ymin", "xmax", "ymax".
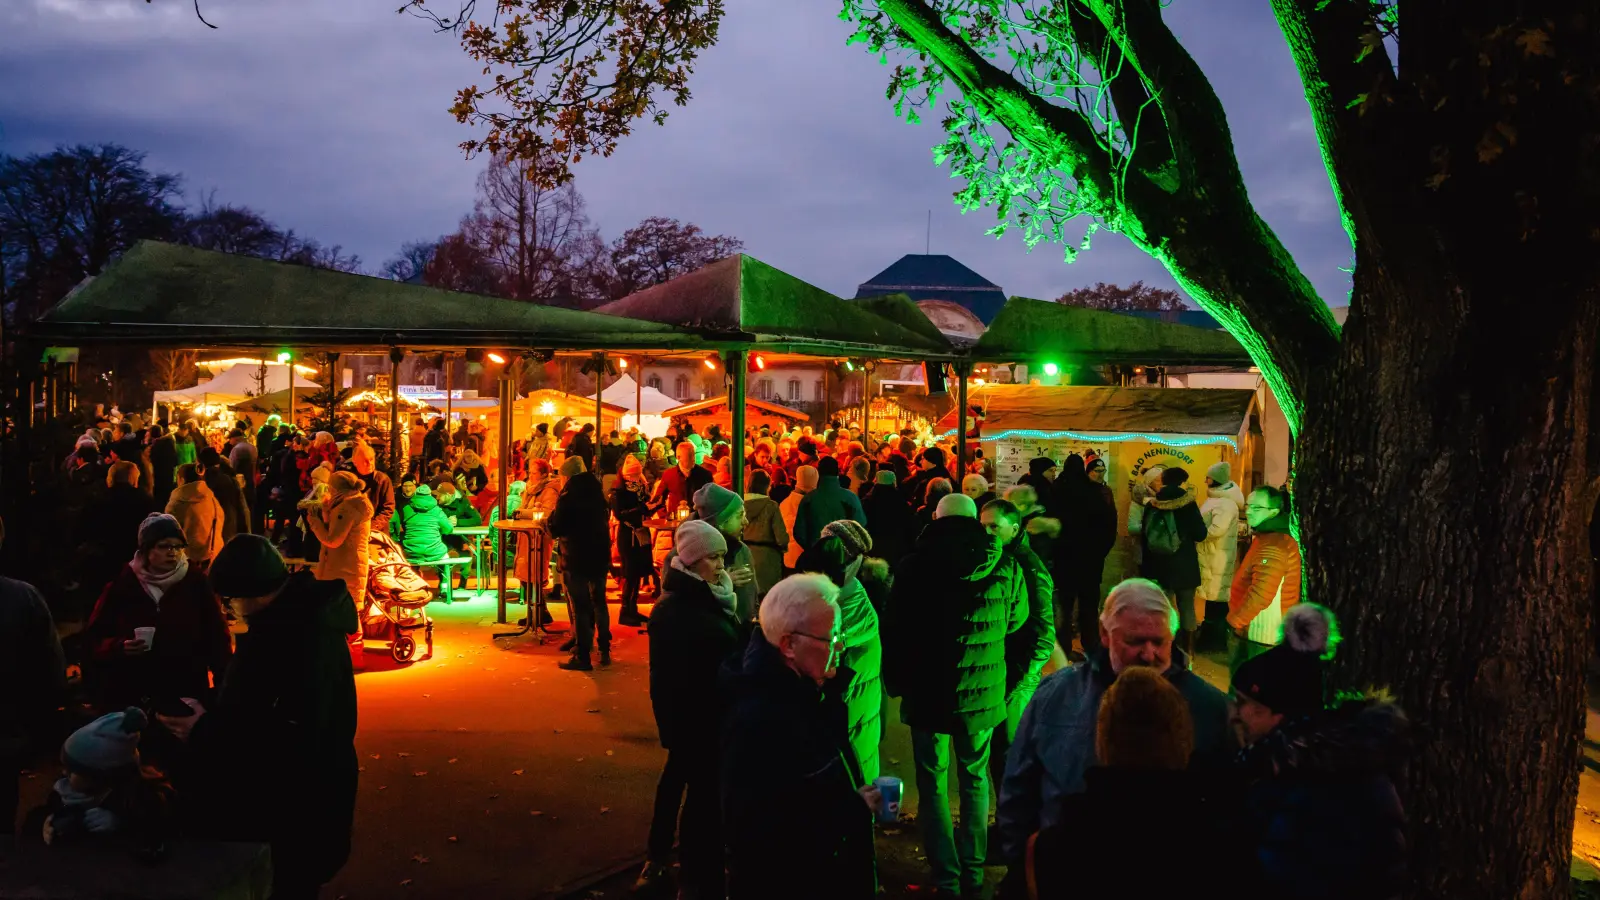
[
  {"xmin": 1148, "ymin": 485, "xmax": 1199, "ymax": 510},
  {"xmin": 1240, "ymin": 696, "xmax": 1409, "ymax": 779}
]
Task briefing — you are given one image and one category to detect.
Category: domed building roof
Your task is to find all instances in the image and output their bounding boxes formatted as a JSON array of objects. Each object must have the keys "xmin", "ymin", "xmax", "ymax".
[
  {"xmin": 853, "ymin": 254, "xmax": 1008, "ymax": 327},
  {"xmin": 914, "ymin": 299, "xmax": 987, "ymax": 340}
]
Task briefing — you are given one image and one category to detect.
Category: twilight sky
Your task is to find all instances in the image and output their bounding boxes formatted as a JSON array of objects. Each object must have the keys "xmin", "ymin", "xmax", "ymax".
[{"xmin": 0, "ymin": 0, "xmax": 1352, "ymax": 308}]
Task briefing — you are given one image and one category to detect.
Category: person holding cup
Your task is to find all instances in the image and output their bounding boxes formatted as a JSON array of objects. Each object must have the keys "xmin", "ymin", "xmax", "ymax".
[
  {"xmin": 721, "ymin": 573, "xmax": 878, "ymax": 900},
  {"xmin": 691, "ymin": 482, "xmax": 758, "ymax": 622},
  {"xmin": 82, "ymin": 513, "xmax": 231, "ymax": 713}
]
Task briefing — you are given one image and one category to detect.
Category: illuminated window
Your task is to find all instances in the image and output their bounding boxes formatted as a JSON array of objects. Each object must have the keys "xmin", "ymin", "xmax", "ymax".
[
  {"xmin": 646, "ymin": 375, "xmax": 662, "ymax": 390},
  {"xmin": 788, "ymin": 378, "xmax": 801, "ymax": 401},
  {"xmin": 673, "ymin": 375, "xmax": 689, "ymax": 399}
]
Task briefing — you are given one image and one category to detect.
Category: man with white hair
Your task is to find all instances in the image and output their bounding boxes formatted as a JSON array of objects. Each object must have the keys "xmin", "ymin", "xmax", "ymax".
[
  {"xmin": 722, "ymin": 574, "xmax": 878, "ymax": 899},
  {"xmin": 995, "ymin": 578, "xmax": 1232, "ymax": 875},
  {"xmin": 884, "ymin": 488, "xmax": 1026, "ymax": 897}
]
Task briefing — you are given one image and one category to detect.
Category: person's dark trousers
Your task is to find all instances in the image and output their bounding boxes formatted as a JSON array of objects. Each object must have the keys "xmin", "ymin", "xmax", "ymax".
[
  {"xmin": 566, "ymin": 573, "xmax": 610, "ymax": 660},
  {"xmin": 619, "ymin": 569, "xmax": 642, "ymax": 619},
  {"xmin": 647, "ymin": 749, "xmax": 691, "ymax": 862},
  {"xmin": 676, "ymin": 749, "xmax": 725, "ymax": 898},
  {"xmin": 1054, "ymin": 558, "xmax": 1104, "ymax": 657},
  {"xmin": 251, "ymin": 480, "xmax": 270, "ymax": 535},
  {"xmin": 912, "ymin": 727, "xmax": 993, "ymax": 895}
]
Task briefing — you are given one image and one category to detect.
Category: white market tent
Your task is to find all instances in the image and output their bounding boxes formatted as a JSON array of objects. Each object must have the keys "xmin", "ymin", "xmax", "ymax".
[
  {"xmin": 591, "ymin": 373, "xmax": 679, "ymax": 415},
  {"xmin": 590, "ymin": 373, "xmax": 679, "ymax": 437},
  {"xmin": 154, "ymin": 362, "xmax": 321, "ymax": 408}
]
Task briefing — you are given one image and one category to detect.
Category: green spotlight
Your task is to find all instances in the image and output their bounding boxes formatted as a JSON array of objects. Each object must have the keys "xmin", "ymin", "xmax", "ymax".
[{"xmin": 1042, "ymin": 361, "xmax": 1060, "ymax": 377}]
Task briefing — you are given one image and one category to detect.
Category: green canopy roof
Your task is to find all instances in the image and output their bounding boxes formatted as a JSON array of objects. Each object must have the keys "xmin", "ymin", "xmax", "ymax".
[
  {"xmin": 592, "ymin": 255, "xmax": 952, "ymax": 358},
  {"xmin": 974, "ymin": 297, "xmax": 1251, "ymax": 366},
  {"xmin": 28, "ymin": 241, "xmax": 703, "ymax": 351}
]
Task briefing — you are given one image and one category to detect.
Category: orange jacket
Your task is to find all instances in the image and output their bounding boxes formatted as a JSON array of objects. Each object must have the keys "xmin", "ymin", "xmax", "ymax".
[{"xmin": 1227, "ymin": 531, "xmax": 1302, "ymax": 633}]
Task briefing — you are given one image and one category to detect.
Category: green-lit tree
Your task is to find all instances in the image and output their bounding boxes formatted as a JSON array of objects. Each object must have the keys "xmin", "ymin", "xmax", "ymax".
[{"xmin": 407, "ymin": 2, "xmax": 1600, "ymax": 896}]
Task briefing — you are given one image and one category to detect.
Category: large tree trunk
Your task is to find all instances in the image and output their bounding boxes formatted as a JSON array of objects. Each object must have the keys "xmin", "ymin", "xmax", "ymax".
[{"xmin": 1297, "ymin": 251, "xmax": 1600, "ymax": 897}]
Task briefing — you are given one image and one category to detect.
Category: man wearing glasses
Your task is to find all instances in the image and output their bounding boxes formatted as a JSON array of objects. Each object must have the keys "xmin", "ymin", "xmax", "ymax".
[
  {"xmin": 1227, "ymin": 485, "xmax": 1303, "ymax": 673},
  {"xmin": 722, "ymin": 573, "xmax": 879, "ymax": 900}
]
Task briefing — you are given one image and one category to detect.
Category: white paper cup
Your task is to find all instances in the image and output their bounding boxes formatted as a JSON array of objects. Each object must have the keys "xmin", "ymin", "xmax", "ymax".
[{"xmin": 133, "ymin": 626, "xmax": 156, "ymax": 646}]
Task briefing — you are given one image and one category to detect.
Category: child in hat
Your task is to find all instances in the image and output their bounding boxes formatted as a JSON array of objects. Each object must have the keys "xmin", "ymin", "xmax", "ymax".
[{"xmin": 27, "ymin": 707, "xmax": 172, "ymax": 858}]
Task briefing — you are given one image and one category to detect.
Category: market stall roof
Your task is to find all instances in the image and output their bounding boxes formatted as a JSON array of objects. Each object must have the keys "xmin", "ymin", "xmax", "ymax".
[
  {"xmin": 973, "ymin": 297, "xmax": 1252, "ymax": 366},
  {"xmin": 590, "ymin": 374, "xmax": 679, "ymax": 415},
  {"xmin": 663, "ymin": 395, "xmax": 809, "ymax": 422},
  {"xmin": 28, "ymin": 241, "xmax": 706, "ymax": 351},
  {"xmin": 520, "ymin": 388, "xmax": 630, "ymax": 416},
  {"xmin": 154, "ymin": 362, "xmax": 319, "ymax": 406},
  {"xmin": 937, "ymin": 384, "xmax": 1257, "ymax": 447},
  {"xmin": 592, "ymin": 255, "xmax": 954, "ymax": 359},
  {"xmin": 229, "ymin": 389, "xmax": 323, "ymax": 416}
]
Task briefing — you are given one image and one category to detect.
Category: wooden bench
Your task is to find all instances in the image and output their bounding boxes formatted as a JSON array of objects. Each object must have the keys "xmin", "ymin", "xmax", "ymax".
[{"xmin": 414, "ymin": 556, "xmax": 476, "ymax": 604}]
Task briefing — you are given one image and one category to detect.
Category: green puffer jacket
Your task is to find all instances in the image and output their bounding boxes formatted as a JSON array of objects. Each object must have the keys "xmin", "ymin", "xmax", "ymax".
[
  {"xmin": 395, "ymin": 487, "xmax": 454, "ymax": 562},
  {"xmin": 884, "ymin": 515, "xmax": 1027, "ymax": 736},
  {"xmin": 837, "ymin": 574, "xmax": 883, "ymax": 783}
]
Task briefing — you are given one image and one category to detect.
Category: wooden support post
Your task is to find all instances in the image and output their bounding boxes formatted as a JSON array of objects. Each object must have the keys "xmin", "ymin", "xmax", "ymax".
[
  {"xmin": 496, "ymin": 365, "xmax": 514, "ymax": 624},
  {"xmin": 388, "ymin": 348, "xmax": 403, "ymax": 476},
  {"xmin": 729, "ymin": 350, "xmax": 747, "ymax": 493},
  {"xmin": 955, "ymin": 360, "xmax": 971, "ymax": 477}
]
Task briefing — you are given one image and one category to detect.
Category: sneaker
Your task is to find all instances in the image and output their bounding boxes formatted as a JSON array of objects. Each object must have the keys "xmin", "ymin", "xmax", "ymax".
[
  {"xmin": 599, "ymin": 649, "xmax": 612, "ymax": 667},
  {"xmin": 633, "ymin": 860, "xmax": 671, "ymax": 894},
  {"xmin": 557, "ymin": 656, "xmax": 592, "ymax": 672},
  {"xmin": 617, "ymin": 611, "xmax": 647, "ymax": 627}
]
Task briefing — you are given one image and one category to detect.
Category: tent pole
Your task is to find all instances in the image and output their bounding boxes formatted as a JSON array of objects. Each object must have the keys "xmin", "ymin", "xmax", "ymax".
[
  {"xmin": 729, "ymin": 350, "xmax": 747, "ymax": 493},
  {"xmin": 594, "ymin": 352, "xmax": 605, "ymax": 475},
  {"xmin": 389, "ymin": 348, "xmax": 403, "ymax": 476},
  {"xmin": 822, "ymin": 368, "xmax": 830, "ymax": 429},
  {"xmin": 496, "ymin": 364, "xmax": 513, "ymax": 624},
  {"xmin": 444, "ymin": 353, "xmax": 453, "ymax": 441},
  {"xmin": 286, "ymin": 355, "xmax": 294, "ymax": 430},
  {"xmin": 635, "ymin": 358, "xmax": 642, "ymax": 433},
  {"xmin": 955, "ymin": 361, "xmax": 971, "ymax": 477}
]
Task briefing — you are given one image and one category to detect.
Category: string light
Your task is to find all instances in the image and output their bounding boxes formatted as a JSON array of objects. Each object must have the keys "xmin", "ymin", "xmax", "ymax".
[
  {"xmin": 487, "ymin": 351, "xmax": 507, "ymax": 364},
  {"xmin": 1042, "ymin": 362, "xmax": 1060, "ymax": 377},
  {"xmin": 935, "ymin": 428, "xmax": 1238, "ymax": 451}
]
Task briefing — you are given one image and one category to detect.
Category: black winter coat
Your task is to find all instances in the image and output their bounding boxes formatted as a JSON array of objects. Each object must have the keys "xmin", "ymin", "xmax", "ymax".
[
  {"xmin": 884, "ymin": 515, "xmax": 1027, "ymax": 735},
  {"xmin": 720, "ymin": 629, "xmax": 876, "ymax": 900},
  {"xmin": 546, "ymin": 473, "xmax": 611, "ymax": 577},
  {"xmin": 1002, "ymin": 534, "xmax": 1055, "ymax": 696},
  {"xmin": 862, "ymin": 484, "xmax": 915, "ymax": 567},
  {"xmin": 76, "ymin": 485, "xmax": 157, "ymax": 589},
  {"xmin": 1139, "ymin": 485, "xmax": 1208, "ymax": 591},
  {"xmin": 1057, "ymin": 478, "xmax": 1118, "ymax": 566},
  {"xmin": 1236, "ymin": 699, "xmax": 1409, "ymax": 900},
  {"xmin": 188, "ymin": 571, "xmax": 358, "ymax": 887},
  {"xmin": 648, "ymin": 564, "xmax": 743, "ymax": 752}
]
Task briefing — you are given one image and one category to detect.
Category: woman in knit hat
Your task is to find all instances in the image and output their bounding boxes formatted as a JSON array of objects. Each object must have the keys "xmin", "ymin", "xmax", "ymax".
[
  {"xmin": 795, "ymin": 518, "xmax": 884, "ymax": 783},
  {"xmin": 164, "ymin": 463, "xmax": 225, "ymax": 571},
  {"xmin": 1023, "ymin": 668, "xmax": 1236, "ymax": 896},
  {"xmin": 693, "ymin": 482, "xmax": 757, "ymax": 622},
  {"xmin": 638, "ymin": 519, "xmax": 740, "ymax": 896},
  {"xmin": 1230, "ymin": 603, "xmax": 1409, "ymax": 899},
  {"xmin": 82, "ymin": 513, "xmax": 231, "ymax": 713}
]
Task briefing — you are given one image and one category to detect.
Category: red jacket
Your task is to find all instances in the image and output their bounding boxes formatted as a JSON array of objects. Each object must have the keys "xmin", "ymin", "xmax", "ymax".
[{"xmin": 83, "ymin": 563, "xmax": 233, "ymax": 710}]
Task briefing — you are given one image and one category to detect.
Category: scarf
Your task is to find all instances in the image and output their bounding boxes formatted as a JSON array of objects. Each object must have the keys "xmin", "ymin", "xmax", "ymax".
[
  {"xmin": 129, "ymin": 553, "xmax": 189, "ymax": 604},
  {"xmin": 670, "ymin": 556, "xmax": 737, "ymax": 615}
]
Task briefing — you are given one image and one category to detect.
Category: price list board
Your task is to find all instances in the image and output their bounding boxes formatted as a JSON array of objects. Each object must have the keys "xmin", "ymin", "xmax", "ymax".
[{"xmin": 993, "ymin": 438, "xmax": 1099, "ymax": 493}]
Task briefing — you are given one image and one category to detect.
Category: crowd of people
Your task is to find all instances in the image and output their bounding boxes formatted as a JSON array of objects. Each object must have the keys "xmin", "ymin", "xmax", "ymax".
[{"xmin": 8, "ymin": 404, "xmax": 1410, "ymax": 900}]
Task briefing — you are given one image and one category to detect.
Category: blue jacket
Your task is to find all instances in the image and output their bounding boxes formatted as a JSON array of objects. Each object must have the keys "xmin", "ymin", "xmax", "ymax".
[
  {"xmin": 793, "ymin": 480, "xmax": 867, "ymax": 551},
  {"xmin": 995, "ymin": 649, "xmax": 1232, "ymax": 863}
]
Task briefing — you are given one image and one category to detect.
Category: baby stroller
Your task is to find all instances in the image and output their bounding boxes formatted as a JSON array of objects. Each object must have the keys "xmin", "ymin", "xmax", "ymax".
[{"xmin": 364, "ymin": 531, "xmax": 435, "ymax": 663}]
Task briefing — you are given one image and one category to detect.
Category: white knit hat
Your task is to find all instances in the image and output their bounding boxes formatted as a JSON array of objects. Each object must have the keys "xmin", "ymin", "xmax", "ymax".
[
  {"xmin": 1207, "ymin": 461, "xmax": 1232, "ymax": 485},
  {"xmin": 674, "ymin": 519, "xmax": 728, "ymax": 565}
]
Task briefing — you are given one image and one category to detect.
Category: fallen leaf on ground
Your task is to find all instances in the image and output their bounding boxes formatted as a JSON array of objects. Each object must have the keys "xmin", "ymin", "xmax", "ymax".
[
  {"xmin": 414, "ymin": 771, "xmax": 427, "ymax": 777},
  {"xmin": 530, "ymin": 810, "xmax": 543, "ymax": 816},
  {"xmin": 576, "ymin": 757, "xmax": 585, "ymax": 762},
  {"xmin": 599, "ymin": 807, "xmax": 611, "ymax": 814},
  {"xmin": 552, "ymin": 728, "xmax": 564, "ymax": 734},
  {"xmin": 605, "ymin": 750, "xmax": 615, "ymax": 756},
  {"xmin": 378, "ymin": 785, "xmax": 387, "ymax": 791},
  {"xmin": 512, "ymin": 769, "xmax": 524, "ymax": 776},
  {"xmin": 370, "ymin": 754, "xmax": 381, "ymax": 759},
  {"xmin": 447, "ymin": 836, "xmax": 458, "ymax": 843},
  {"xmin": 400, "ymin": 878, "xmax": 413, "ymax": 887},
  {"xmin": 448, "ymin": 758, "xmax": 458, "ymax": 764},
  {"xmin": 585, "ymin": 708, "xmax": 601, "ymax": 713},
  {"xmin": 489, "ymin": 793, "xmax": 499, "ymax": 799},
  {"xmin": 411, "ymin": 853, "xmax": 430, "ymax": 864},
  {"xmin": 397, "ymin": 752, "xmax": 412, "ymax": 758}
]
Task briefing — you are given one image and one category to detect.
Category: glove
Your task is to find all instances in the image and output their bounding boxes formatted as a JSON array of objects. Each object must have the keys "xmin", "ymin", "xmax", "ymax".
[{"xmin": 83, "ymin": 807, "xmax": 118, "ymax": 834}]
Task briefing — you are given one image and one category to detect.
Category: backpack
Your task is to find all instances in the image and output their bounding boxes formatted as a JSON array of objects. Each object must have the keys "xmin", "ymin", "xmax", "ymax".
[{"xmin": 1145, "ymin": 507, "xmax": 1182, "ymax": 556}]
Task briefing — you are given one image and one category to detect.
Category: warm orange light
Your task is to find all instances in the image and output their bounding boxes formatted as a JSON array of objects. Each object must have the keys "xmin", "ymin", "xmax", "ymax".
[
  {"xmin": 703, "ymin": 355, "xmax": 718, "ymax": 370},
  {"xmin": 754, "ymin": 355, "xmax": 766, "ymax": 371},
  {"xmin": 618, "ymin": 359, "xmax": 628, "ymax": 369},
  {"xmin": 487, "ymin": 352, "xmax": 507, "ymax": 364}
]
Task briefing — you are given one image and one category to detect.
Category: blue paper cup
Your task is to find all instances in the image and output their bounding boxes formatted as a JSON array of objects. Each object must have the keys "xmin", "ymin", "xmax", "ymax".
[{"xmin": 872, "ymin": 775, "xmax": 902, "ymax": 824}]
